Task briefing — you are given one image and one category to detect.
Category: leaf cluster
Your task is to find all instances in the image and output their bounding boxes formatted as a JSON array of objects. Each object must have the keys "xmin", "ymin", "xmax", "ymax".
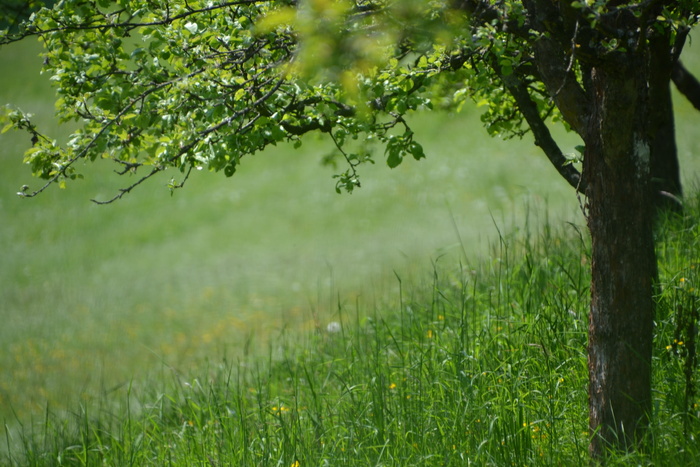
[
  {"xmin": 0, "ymin": 0, "xmax": 445, "ymax": 200},
  {"xmin": 2, "ymin": 0, "xmax": 700, "ymax": 200}
]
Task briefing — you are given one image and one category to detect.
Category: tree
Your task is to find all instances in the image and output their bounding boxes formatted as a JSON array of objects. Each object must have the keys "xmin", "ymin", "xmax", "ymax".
[{"xmin": 2, "ymin": 0, "xmax": 700, "ymax": 460}]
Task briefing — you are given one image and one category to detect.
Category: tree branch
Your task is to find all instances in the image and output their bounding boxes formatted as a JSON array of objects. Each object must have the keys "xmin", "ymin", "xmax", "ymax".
[
  {"xmin": 452, "ymin": 0, "xmax": 531, "ymax": 38},
  {"xmin": 672, "ymin": 60, "xmax": 700, "ymax": 111},
  {"xmin": 91, "ymin": 166, "xmax": 164, "ymax": 205},
  {"xmin": 533, "ymin": 35, "xmax": 590, "ymax": 136},
  {"xmin": 17, "ymin": 68, "xmax": 205, "ymax": 200},
  {"xmin": 0, "ymin": 0, "xmax": 263, "ymax": 45},
  {"xmin": 495, "ymin": 62, "xmax": 586, "ymax": 193}
]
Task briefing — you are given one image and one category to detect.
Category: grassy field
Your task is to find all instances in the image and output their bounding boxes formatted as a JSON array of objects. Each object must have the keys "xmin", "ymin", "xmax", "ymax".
[
  {"xmin": 2, "ymin": 191, "xmax": 699, "ymax": 465},
  {"xmin": 1, "ymin": 35, "xmax": 700, "ymax": 465}
]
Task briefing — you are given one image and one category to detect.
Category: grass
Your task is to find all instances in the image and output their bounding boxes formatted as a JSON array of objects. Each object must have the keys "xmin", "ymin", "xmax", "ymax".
[
  {"xmin": 3, "ymin": 194, "xmax": 699, "ymax": 466},
  {"xmin": 1, "ymin": 33, "xmax": 700, "ymax": 466}
]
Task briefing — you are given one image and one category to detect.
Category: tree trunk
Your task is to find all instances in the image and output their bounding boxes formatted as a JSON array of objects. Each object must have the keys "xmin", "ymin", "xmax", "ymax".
[
  {"xmin": 583, "ymin": 59, "xmax": 657, "ymax": 459},
  {"xmin": 649, "ymin": 35, "xmax": 682, "ymax": 211},
  {"xmin": 649, "ymin": 83, "xmax": 682, "ymax": 211}
]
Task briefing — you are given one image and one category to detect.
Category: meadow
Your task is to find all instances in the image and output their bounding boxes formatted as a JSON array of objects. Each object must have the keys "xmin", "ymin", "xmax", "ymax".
[{"xmin": 1, "ymin": 37, "xmax": 700, "ymax": 465}]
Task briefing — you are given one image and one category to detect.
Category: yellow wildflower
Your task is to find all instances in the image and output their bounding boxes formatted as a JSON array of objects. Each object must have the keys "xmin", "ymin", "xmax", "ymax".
[{"xmin": 272, "ymin": 406, "xmax": 291, "ymax": 415}]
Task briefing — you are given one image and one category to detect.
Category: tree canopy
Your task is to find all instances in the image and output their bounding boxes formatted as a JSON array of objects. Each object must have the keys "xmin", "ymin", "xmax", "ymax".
[{"xmin": 0, "ymin": 0, "xmax": 632, "ymax": 202}]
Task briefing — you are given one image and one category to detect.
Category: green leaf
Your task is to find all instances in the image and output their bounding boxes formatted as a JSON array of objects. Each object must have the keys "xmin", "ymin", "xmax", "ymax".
[
  {"xmin": 1, "ymin": 121, "xmax": 13, "ymax": 134},
  {"xmin": 386, "ymin": 148, "xmax": 402, "ymax": 168},
  {"xmin": 408, "ymin": 141, "xmax": 425, "ymax": 161}
]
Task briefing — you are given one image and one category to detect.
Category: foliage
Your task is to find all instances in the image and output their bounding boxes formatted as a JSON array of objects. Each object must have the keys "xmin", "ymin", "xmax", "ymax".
[
  {"xmin": 0, "ymin": 0, "xmax": 444, "ymax": 200},
  {"xmin": 4, "ymin": 195, "xmax": 700, "ymax": 466},
  {"xmin": 3, "ymin": 0, "xmax": 696, "ymax": 201},
  {"xmin": 0, "ymin": 1, "xmax": 57, "ymax": 31}
]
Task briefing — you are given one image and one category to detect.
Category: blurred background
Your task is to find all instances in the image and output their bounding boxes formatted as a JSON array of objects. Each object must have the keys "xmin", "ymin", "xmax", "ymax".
[{"xmin": 1, "ymin": 36, "xmax": 699, "ymax": 428}]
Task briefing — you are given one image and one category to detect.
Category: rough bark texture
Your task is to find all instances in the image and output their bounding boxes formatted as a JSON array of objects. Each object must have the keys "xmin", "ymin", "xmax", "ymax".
[{"xmin": 583, "ymin": 61, "xmax": 657, "ymax": 459}]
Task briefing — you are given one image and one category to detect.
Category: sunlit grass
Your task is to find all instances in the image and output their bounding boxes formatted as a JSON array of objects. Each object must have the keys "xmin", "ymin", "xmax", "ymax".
[{"xmin": 4, "ymin": 194, "xmax": 699, "ymax": 465}]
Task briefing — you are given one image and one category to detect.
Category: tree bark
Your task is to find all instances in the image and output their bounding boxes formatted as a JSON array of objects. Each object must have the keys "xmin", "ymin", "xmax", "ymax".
[
  {"xmin": 649, "ymin": 83, "xmax": 682, "ymax": 210},
  {"xmin": 649, "ymin": 35, "xmax": 682, "ymax": 211},
  {"xmin": 583, "ymin": 59, "xmax": 657, "ymax": 459}
]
